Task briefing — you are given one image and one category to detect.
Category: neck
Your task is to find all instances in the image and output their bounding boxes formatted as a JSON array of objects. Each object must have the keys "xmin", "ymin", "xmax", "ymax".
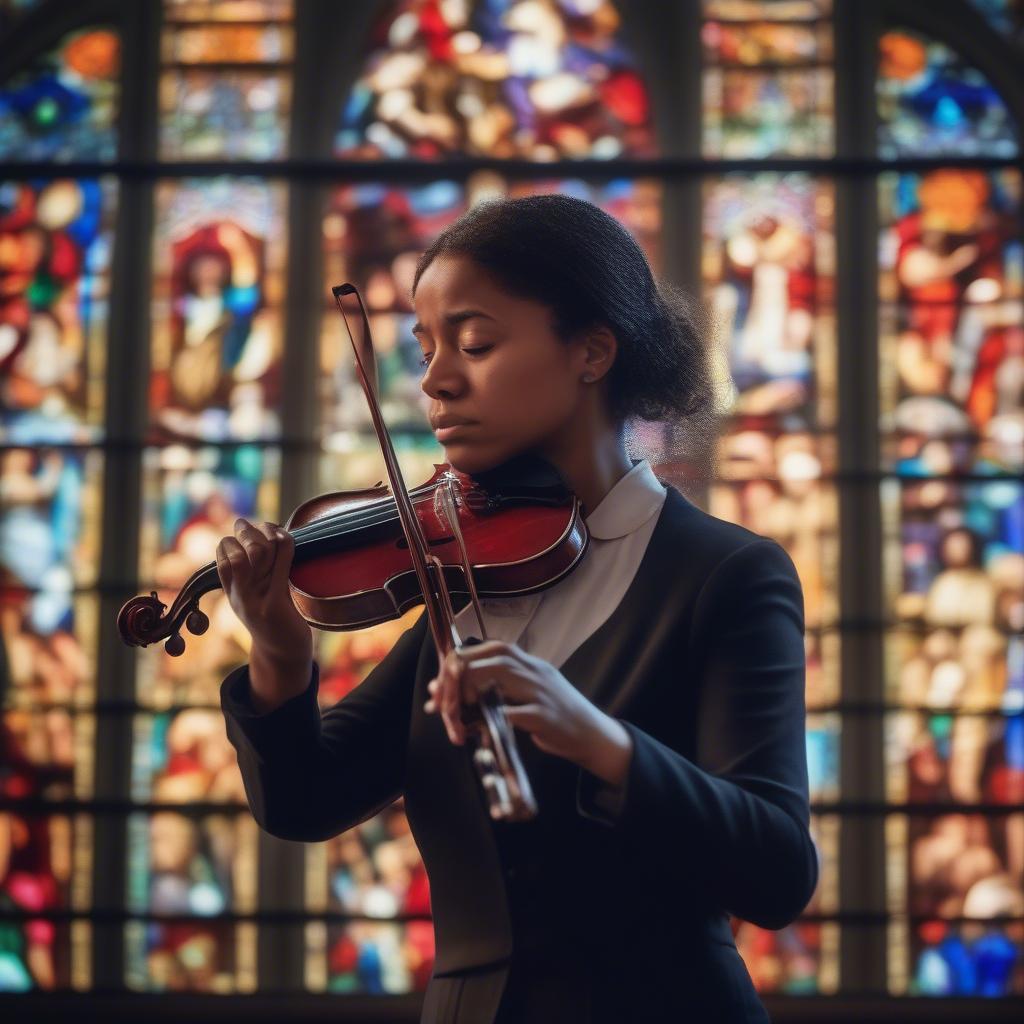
[{"xmin": 536, "ymin": 421, "xmax": 634, "ymax": 517}]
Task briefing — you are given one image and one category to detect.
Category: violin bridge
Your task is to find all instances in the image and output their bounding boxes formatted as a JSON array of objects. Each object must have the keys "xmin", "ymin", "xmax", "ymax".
[{"xmin": 434, "ymin": 473, "xmax": 488, "ymax": 643}]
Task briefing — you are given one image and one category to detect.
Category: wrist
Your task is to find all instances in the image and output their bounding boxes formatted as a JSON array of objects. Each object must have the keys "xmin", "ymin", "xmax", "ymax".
[
  {"xmin": 578, "ymin": 710, "xmax": 633, "ymax": 788},
  {"xmin": 249, "ymin": 642, "xmax": 313, "ymax": 711},
  {"xmin": 251, "ymin": 632, "xmax": 312, "ymax": 671}
]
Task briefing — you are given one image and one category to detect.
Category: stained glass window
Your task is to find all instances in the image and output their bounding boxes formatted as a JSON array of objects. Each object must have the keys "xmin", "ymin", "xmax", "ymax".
[
  {"xmin": 702, "ymin": 172, "xmax": 840, "ymax": 629},
  {"xmin": 0, "ymin": 10, "xmax": 121, "ymax": 993},
  {"xmin": 700, "ymin": 2, "xmax": 841, "ymax": 994},
  {"xmin": 125, "ymin": 812, "xmax": 258, "ymax": 991},
  {"xmin": 702, "ymin": 0, "xmax": 834, "ymax": 157},
  {"xmin": 304, "ymin": 794, "xmax": 432, "ymax": 993},
  {"xmin": 877, "ymin": 29, "xmax": 1019, "ymax": 159},
  {"xmin": 0, "ymin": 27, "xmax": 119, "ymax": 163},
  {"xmin": 878, "ymin": 18, "xmax": 1023, "ymax": 997},
  {"xmin": 0, "ymin": 441, "xmax": 103, "ymax": 989},
  {"xmin": 887, "ymin": 813, "xmax": 1024, "ymax": 995},
  {"xmin": 701, "ymin": 171, "xmax": 841, "ymax": 990},
  {"xmin": 135, "ymin": 444, "xmax": 280, "ymax": 706},
  {"xmin": 3, "ymin": 0, "xmax": 1021, "ymax": 1007},
  {"xmin": 0, "ymin": 178, "xmax": 117, "ymax": 445},
  {"xmin": 128, "ymin": 441, "xmax": 276, "ymax": 990},
  {"xmin": 334, "ymin": 0, "xmax": 656, "ymax": 161},
  {"xmin": 0, "ymin": 811, "xmax": 93, "ymax": 990},
  {"xmin": 0, "ymin": 449, "xmax": 103, "ymax": 705},
  {"xmin": 160, "ymin": 0, "xmax": 293, "ymax": 159},
  {"xmin": 149, "ymin": 179, "xmax": 287, "ymax": 444}
]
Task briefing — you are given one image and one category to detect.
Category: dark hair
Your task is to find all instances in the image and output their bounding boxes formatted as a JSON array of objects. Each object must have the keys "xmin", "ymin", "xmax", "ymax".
[{"xmin": 411, "ymin": 194, "xmax": 720, "ymax": 442}]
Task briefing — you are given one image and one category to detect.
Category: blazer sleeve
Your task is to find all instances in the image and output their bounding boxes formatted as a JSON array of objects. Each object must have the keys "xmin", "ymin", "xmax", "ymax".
[
  {"xmin": 576, "ymin": 538, "xmax": 818, "ymax": 930},
  {"xmin": 220, "ymin": 609, "xmax": 428, "ymax": 843}
]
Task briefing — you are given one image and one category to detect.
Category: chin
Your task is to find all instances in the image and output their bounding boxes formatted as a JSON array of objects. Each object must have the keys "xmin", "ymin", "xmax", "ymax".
[
  {"xmin": 443, "ymin": 441, "xmax": 535, "ymax": 477},
  {"xmin": 441, "ymin": 446, "xmax": 494, "ymax": 475}
]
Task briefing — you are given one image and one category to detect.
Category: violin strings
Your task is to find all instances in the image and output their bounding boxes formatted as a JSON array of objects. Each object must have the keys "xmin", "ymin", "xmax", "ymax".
[
  {"xmin": 287, "ymin": 489, "xmax": 431, "ymax": 547},
  {"xmin": 286, "ymin": 485, "xmax": 486, "ymax": 550}
]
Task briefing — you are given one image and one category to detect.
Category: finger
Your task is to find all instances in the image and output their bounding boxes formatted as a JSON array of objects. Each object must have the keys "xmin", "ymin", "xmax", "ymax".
[
  {"xmin": 442, "ymin": 657, "xmax": 466, "ymax": 744},
  {"xmin": 502, "ymin": 704, "xmax": 546, "ymax": 732},
  {"xmin": 269, "ymin": 525, "xmax": 295, "ymax": 590},
  {"xmin": 439, "ymin": 655, "xmax": 466, "ymax": 745},
  {"xmin": 216, "ymin": 536, "xmax": 251, "ymax": 591},
  {"xmin": 215, "ymin": 539, "xmax": 233, "ymax": 591},
  {"xmin": 453, "ymin": 639, "xmax": 528, "ymax": 667},
  {"xmin": 424, "ymin": 677, "xmax": 439, "ymax": 714},
  {"xmin": 459, "ymin": 656, "xmax": 533, "ymax": 703},
  {"xmin": 234, "ymin": 517, "xmax": 273, "ymax": 573}
]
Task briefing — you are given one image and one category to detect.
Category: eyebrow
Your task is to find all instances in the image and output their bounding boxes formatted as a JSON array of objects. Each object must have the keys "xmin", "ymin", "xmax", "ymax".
[{"xmin": 411, "ymin": 309, "xmax": 496, "ymax": 336}]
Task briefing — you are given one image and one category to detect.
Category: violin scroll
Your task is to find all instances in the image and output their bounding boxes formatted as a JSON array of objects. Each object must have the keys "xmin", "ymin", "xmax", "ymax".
[{"xmin": 117, "ymin": 565, "xmax": 217, "ymax": 656}]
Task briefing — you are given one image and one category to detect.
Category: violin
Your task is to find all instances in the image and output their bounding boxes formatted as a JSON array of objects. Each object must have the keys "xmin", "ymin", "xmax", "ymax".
[{"xmin": 117, "ymin": 283, "xmax": 591, "ymax": 822}]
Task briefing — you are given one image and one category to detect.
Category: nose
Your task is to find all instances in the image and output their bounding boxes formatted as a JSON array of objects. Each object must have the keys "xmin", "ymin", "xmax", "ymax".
[{"xmin": 419, "ymin": 343, "xmax": 467, "ymax": 401}]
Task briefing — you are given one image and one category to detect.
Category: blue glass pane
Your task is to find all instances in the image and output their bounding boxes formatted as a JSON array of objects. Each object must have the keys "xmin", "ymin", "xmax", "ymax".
[
  {"xmin": 0, "ymin": 28, "xmax": 119, "ymax": 162},
  {"xmin": 967, "ymin": 0, "xmax": 1024, "ymax": 44},
  {"xmin": 878, "ymin": 29, "xmax": 1018, "ymax": 159}
]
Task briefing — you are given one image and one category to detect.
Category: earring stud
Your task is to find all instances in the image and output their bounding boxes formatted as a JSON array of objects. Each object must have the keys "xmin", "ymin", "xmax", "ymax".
[{"xmin": 582, "ymin": 374, "xmax": 594, "ymax": 383}]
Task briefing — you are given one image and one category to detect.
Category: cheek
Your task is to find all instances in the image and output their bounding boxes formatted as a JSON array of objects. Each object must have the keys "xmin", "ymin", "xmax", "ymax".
[{"xmin": 479, "ymin": 351, "xmax": 572, "ymax": 422}]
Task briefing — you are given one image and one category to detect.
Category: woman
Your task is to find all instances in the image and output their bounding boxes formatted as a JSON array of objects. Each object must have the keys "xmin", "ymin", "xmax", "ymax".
[{"xmin": 218, "ymin": 195, "xmax": 818, "ymax": 1022}]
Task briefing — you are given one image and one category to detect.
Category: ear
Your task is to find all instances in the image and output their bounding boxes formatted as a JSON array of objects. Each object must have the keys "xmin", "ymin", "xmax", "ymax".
[{"xmin": 577, "ymin": 324, "xmax": 617, "ymax": 383}]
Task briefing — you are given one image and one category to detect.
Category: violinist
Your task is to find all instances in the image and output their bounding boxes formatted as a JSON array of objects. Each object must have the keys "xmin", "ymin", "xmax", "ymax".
[{"xmin": 216, "ymin": 194, "xmax": 818, "ymax": 1022}]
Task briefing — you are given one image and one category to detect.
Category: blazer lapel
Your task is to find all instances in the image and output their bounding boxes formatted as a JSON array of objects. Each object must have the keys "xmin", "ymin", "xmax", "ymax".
[{"xmin": 558, "ymin": 485, "xmax": 697, "ymax": 715}]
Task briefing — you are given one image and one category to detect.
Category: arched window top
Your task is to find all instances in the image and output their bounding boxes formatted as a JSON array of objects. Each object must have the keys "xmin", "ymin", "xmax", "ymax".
[
  {"xmin": 0, "ymin": 26, "xmax": 119, "ymax": 161},
  {"xmin": 334, "ymin": 0, "xmax": 656, "ymax": 161},
  {"xmin": 967, "ymin": 0, "xmax": 1024, "ymax": 44},
  {"xmin": 0, "ymin": 0, "xmax": 43, "ymax": 34},
  {"xmin": 877, "ymin": 27, "xmax": 1018, "ymax": 159}
]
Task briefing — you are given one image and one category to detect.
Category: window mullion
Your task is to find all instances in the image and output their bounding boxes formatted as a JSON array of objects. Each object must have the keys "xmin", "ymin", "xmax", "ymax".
[{"xmin": 833, "ymin": 0, "xmax": 888, "ymax": 997}]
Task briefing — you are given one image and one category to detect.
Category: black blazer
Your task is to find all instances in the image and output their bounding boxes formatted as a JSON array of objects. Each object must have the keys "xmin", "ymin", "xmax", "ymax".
[{"xmin": 221, "ymin": 484, "xmax": 818, "ymax": 1022}]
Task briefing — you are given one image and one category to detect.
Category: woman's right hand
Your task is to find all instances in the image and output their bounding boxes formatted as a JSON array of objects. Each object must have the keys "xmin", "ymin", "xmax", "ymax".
[{"xmin": 216, "ymin": 517, "xmax": 312, "ymax": 666}]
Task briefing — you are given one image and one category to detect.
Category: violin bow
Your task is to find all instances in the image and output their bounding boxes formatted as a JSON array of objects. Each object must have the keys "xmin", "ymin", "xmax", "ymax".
[{"xmin": 331, "ymin": 284, "xmax": 537, "ymax": 822}]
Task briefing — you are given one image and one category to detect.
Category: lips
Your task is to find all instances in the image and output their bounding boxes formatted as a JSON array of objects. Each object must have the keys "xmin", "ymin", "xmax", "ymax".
[
  {"xmin": 434, "ymin": 423, "xmax": 477, "ymax": 440},
  {"xmin": 431, "ymin": 414, "xmax": 477, "ymax": 429}
]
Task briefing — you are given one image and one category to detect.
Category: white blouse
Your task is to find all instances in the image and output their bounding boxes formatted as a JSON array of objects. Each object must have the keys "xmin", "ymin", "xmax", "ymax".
[{"xmin": 453, "ymin": 457, "xmax": 668, "ymax": 664}]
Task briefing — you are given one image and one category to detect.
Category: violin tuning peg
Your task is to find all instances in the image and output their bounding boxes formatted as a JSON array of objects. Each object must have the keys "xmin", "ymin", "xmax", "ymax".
[
  {"xmin": 165, "ymin": 634, "xmax": 186, "ymax": 657},
  {"xmin": 186, "ymin": 609, "xmax": 209, "ymax": 636}
]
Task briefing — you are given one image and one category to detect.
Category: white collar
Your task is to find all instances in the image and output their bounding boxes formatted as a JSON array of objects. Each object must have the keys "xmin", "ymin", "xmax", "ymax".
[{"xmin": 583, "ymin": 459, "xmax": 667, "ymax": 540}]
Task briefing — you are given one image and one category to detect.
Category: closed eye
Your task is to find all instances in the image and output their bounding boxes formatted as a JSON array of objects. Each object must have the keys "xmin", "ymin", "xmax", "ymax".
[{"xmin": 418, "ymin": 345, "xmax": 493, "ymax": 368}]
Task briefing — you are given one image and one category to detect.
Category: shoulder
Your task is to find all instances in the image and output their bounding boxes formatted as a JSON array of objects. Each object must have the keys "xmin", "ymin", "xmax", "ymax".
[
  {"xmin": 652, "ymin": 484, "xmax": 803, "ymax": 615},
  {"xmin": 655, "ymin": 484, "xmax": 792, "ymax": 572}
]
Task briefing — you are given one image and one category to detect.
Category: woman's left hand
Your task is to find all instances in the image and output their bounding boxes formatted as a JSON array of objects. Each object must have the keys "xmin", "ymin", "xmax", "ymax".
[{"xmin": 423, "ymin": 639, "xmax": 611, "ymax": 769}]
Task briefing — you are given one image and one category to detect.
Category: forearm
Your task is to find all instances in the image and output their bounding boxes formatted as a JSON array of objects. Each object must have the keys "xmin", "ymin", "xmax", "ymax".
[
  {"xmin": 222, "ymin": 611, "xmax": 428, "ymax": 841},
  {"xmin": 619, "ymin": 720, "xmax": 818, "ymax": 928},
  {"xmin": 612, "ymin": 539, "xmax": 817, "ymax": 927}
]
